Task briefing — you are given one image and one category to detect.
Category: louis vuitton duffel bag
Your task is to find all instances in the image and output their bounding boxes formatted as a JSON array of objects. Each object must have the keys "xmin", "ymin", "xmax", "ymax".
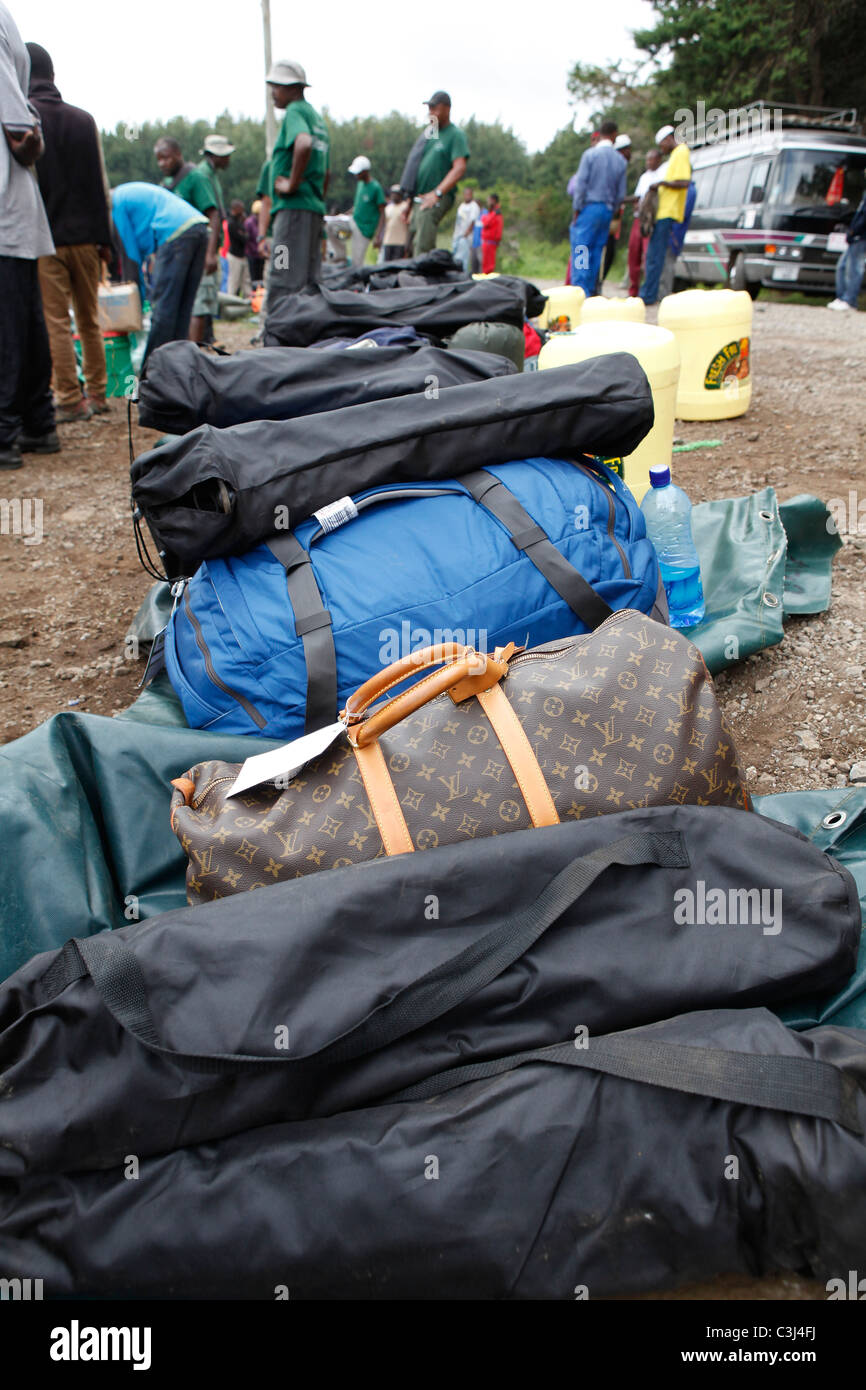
[{"xmin": 170, "ymin": 610, "xmax": 750, "ymax": 904}]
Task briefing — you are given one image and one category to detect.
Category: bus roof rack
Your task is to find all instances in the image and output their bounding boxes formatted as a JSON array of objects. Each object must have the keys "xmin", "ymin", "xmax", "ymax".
[{"xmin": 689, "ymin": 101, "xmax": 861, "ymax": 148}]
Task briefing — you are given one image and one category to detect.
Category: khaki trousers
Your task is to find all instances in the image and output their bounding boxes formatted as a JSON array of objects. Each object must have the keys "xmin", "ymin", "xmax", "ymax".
[
  {"xmin": 227, "ymin": 253, "xmax": 251, "ymax": 298},
  {"xmin": 38, "ymin": 244, "xmax": 107, "ymax": 406}
]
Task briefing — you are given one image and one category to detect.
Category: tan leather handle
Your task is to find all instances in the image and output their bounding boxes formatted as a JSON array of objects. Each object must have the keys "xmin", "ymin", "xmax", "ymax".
[{"xmin": 343, "ymin": 643, "xmax": 509, "ymax": 749}]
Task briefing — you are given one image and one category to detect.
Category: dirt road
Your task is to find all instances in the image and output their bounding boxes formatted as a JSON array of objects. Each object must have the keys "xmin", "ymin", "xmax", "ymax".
[{"xmin": 0, "ymin": 297, "xmax": 863, "ymax": 1299}]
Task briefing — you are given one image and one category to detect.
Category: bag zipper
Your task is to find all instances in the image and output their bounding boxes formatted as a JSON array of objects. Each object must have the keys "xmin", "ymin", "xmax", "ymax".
[
  {"xmin": 192, "ymin": 774, "xmax": 237, "ymax": 809},
  {"xmin": 571, "ymin": 457, "xmax": 632, "ymax": 580},
  {"xmin": 507, "ymin": 609, "xmax": 642, "ymax": 668},
  {"xmin": 183, "ymin": 587, "xmax": 268, "ymax": 730}
]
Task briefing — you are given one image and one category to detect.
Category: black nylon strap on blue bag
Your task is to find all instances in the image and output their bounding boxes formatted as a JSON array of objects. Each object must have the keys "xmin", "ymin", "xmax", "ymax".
[
  {"xmin": 461, "ymin": 468, "xmax": 614, "ymax": 631},
  {"xmin": 386, "ymin": 1035, "xmax": 864, "ymax": 1134},
  {"xmin": 57, "ymin": 832, "xmax": 688, "ymax": 1076},
  {"xmin": 266, "ymin": 532, "xmax": 337, "ymax": 733}
]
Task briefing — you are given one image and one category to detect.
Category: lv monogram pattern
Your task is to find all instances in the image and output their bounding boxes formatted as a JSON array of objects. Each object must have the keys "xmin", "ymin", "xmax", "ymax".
[{"xmin": 171, "ymin": 611, "xmax": 749, "ymax": 905}]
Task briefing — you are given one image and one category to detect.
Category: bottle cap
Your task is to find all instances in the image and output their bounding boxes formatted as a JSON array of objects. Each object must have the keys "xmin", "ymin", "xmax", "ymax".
[{"xmin": 649, "ymin": 465, "xmax": 671, "ymax": 488}]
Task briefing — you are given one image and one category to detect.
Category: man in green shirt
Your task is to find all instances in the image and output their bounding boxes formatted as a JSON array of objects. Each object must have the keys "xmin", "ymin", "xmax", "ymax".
[
  {"xmin": 347, "ymin": 155, "xmax": 385, "ymax": 267},
  {"xmin": 192, "ymin": 133, "xmax": 234, "ymax": 341},
  {"xmin": 407, "ymin": 90, "xmax": 469, "ymax": 256},
  {"xmin": 155, "ymin": 131, "xmax": 234, "ymax": 343},
  {"xmin": 265, "ymin": 59, "xmax": 330, "ymax": 312}
]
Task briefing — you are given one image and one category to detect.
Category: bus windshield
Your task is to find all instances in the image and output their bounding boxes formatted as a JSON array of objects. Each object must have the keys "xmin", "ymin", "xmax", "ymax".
[{"xmin": 768, "ymin": 148, "xmax": 866, "ymax": 222}]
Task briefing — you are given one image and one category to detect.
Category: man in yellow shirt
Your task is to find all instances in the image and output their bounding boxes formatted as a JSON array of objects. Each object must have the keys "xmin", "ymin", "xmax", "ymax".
[{"xmin": 640, "ymin": 123, "xmax": 691, "ymax": 304}]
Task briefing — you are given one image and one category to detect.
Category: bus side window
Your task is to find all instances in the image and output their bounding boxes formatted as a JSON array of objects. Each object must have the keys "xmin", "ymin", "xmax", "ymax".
[
  {"xmin": 748, "ymin": 161, "xmax": 771, "ymax": 204},
  {"xmin": 694, "ymin": 165, "xmax": 718, "ymax": 208},
  {"xmin": 715, "ymin": 158, "xmax": 751, "ymax": 206}
]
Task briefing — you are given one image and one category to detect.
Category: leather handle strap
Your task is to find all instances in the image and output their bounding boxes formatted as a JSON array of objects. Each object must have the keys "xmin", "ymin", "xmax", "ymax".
[
  {"xmin": 477, "ymin": 684, "xmax": 559, "ymax": 828},
  {"xmin": 344, "ymin": 642, "xmax": 472, "ymax": 720},
  {"xmin": 353, "ymin": 740, "xmax": 414, "ymax": 856},
  {"xmin": 344, "ymin": 644, "xmax": 510, "ymax": 749}
]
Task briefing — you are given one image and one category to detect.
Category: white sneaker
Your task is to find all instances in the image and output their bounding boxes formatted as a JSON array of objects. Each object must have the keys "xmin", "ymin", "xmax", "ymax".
[{"xmin": 827, "ymin": 298, "xmax": 851, "ymax": 310}]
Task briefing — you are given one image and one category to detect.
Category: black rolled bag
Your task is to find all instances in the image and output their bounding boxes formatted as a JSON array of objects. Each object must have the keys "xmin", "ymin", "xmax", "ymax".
[
  {"xmin": 321, "ymin": 251, "xmax": 547, "ymax": 318},
  {"xmin": 321, "ymin": 246, "xmax": 469, "ymax": 289},
  {"xmin": 0, "ymin": 805, "xmax": 863, "ymax": 1297},
  {"xmin": 136, "ymin": 339, "xmax": 517, "ymax": 434},
  {"xmin": 131, "ymin": 356, "xmax": 655, "ymax": 577},
  {"xmin": 263, "ymin": 277, "xmax": 526, "ymax": 347}
]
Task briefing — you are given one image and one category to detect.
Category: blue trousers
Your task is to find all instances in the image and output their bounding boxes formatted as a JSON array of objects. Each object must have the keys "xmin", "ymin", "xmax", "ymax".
[
  {"xmin": 640, "ymin": 217, "xmax": 675, "ymax": 304},
  {"xmin": 570, "ymin": 202, "xmax": 612, "ymax": 296},
  {"xmin": 836, "ymin": 239, "xmax": 866, "ymax": 307}
]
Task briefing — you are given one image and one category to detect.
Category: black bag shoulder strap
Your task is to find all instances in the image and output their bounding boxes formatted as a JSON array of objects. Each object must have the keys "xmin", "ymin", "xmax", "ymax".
[
  {"xmin": 266, "ymin": 531, "xmax": 337, "ymax": 733},
  {"xmin": 386, "ymin": 1032, "xmax": 863, "ymax": 1134},
  {"xmin": 461, "ymin": 468, "xmax": 613, "ymax": 631},
  {"xmin": 39, "ymin": 831, "xmax": 687, "ymax": 1078}
]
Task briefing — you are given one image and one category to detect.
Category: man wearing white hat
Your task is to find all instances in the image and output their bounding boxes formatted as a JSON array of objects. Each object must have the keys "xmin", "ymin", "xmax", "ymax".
[
  {"xmin": 266, "ymin": 60, "xmax": 330, "ymax": 311},
  {"xmin": 640, "ymin": 123, "xmax": 691, "ymax": 305},
  {"xmin": 347, "ymin": 155, "xmax": 385, "ymax": 268}
]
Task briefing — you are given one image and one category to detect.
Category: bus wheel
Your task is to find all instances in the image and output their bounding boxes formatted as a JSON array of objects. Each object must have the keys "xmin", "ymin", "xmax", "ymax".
[{"xmin": 729, "ymin": 254, "xmax": 759, "ymax": 299}]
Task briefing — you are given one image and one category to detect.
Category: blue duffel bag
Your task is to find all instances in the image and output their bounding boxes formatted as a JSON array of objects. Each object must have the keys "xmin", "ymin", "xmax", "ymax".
[{"xmin": 164, "ymin": 456, "xmax": 666, "ymax": 739}]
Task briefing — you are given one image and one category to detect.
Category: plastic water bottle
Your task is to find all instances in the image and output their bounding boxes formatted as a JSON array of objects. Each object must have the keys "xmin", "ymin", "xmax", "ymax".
[{"xmin": 640, "ymin": 465, "xmax": 706, "ymax": 628}]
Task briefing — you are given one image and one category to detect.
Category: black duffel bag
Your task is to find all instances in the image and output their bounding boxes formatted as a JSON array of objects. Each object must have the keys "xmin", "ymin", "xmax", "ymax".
[
  {"xmin": 137, "ymin": 340, "xmax": 516, "ymax": 434},
  {"xmin": 0, "ymin": 805, "xmax": 857, "ymax": 1175},
  {"xmin": 0, "ymin": 803, "xmax": 863, "ymax": 1298},
  {"xmin": 263, "ymin": 277, "xmax": 526, "ymax": 347},
  {"xmin": 130, "ymin": 356, "xmax": 654, "ymax": 577}
]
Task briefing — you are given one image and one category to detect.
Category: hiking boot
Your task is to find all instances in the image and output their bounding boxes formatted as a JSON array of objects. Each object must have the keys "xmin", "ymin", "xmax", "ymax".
[
  {"xmin": 55, "ymin": 400, "xmax": 93, "ymax": 423},
  {"xmin": 0, "ymin": 441, "xmax": 23, "ymax": 470},
  {"xmin": 87, "ymin": 396, "xmax": 111, "ymax": 415},
  {"xmin": 18, "ymin": 429, "xmax": 61, "ymax": 454}
]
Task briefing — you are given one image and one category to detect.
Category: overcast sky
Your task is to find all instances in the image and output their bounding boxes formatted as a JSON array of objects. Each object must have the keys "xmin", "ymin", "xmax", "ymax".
[{"xmin": 20, "ymin": 0, "xmax": 654, "ymax": 152}]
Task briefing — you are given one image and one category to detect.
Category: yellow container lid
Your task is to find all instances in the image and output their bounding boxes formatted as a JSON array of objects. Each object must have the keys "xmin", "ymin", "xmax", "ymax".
[
  {"xmin": 580, "ymin": 295, "xmax": 646, "ymax": 324},
  {"xmin": 658, "ymin": 288, "xmax": 753, "ymax": 330},
  {"xmin": 538, "ymin": 321, "xmax": 680, "ymax": 389}
]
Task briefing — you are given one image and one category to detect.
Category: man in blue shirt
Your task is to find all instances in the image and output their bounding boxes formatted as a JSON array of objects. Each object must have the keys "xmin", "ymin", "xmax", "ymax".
[
  {"xmin": 569, "ymin": 119, "xmax": 626, "ymax": 296},
  {"xmin": 111, "ymin": 182, "xmax": 209, "ymax": 363}
]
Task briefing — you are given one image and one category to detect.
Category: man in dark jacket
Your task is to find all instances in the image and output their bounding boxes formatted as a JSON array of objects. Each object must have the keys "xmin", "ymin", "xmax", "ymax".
[{"xmin": 27, "ymin": 42, "xmax": 111, "ymax": 421}]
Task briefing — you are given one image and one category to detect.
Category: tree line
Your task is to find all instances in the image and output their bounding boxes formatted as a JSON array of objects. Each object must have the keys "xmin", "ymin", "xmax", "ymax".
[{"xmin": 100, "ymin": 0, "xmax": 865, "ymax": 253}]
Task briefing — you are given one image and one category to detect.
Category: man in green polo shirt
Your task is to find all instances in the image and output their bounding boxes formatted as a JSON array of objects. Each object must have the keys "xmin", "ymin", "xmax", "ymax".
[
  {"xmin": 265, "ymin": 59, "xmax": 330, "ymax": 313},
  {"xmin": 407, "ymin": 90, "xmax": 469, "ymax": 256},
  {"xmin": 155, "ymin": 131, "xmax": 234, "ymax": 343},
  {"xmin": 347, "ymin": 155, "xmax": 385, "ymax": 267}
]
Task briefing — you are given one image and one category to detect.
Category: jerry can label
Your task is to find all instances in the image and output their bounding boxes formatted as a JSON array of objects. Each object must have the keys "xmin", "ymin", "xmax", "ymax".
[
  {"xmin": 705, "ymin": 337, "xmax": 750, "ymax": 389},
  {"xmin": 595, "ymin": 456, "xmax": 624, "ymax": 479}
]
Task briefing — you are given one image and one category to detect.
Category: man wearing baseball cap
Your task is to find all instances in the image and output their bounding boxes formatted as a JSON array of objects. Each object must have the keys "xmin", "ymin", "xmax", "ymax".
[
  {"xmin": 401, "ymin": 91, "xmax": 469, "ymax": 256},
  {"xmin": 190, "ymin": 133, "xmax": 235, "ymax": 340},
  {"xmin": 155, "ymin": 134, "xmax": 228, "ymax": 344},
  {"xmin": 347, "ymin": 155, "xmax": 385, "ymax": 267},
  {"xmin": 265, "ymin": 60, "xmax": 330, "ymax": 310},
  {"xmin": 640, "ymin": 122, "xmax": 691, "ymax": 305}
]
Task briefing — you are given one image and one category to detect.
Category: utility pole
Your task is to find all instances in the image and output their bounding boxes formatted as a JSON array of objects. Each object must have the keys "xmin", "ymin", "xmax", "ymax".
[{"xmin": 262, "ymin": 0, "xmax": 277, "ymax": 156}]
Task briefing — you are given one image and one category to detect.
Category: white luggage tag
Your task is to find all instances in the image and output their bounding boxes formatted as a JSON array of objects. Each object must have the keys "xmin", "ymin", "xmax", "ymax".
[
  {"xmin": 226, "ymin": 718, "xmax": 347, "ymax": 798},
  {"xmin": 313, "ymin": 496, "xmax": 359, "ymax": 533}
]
